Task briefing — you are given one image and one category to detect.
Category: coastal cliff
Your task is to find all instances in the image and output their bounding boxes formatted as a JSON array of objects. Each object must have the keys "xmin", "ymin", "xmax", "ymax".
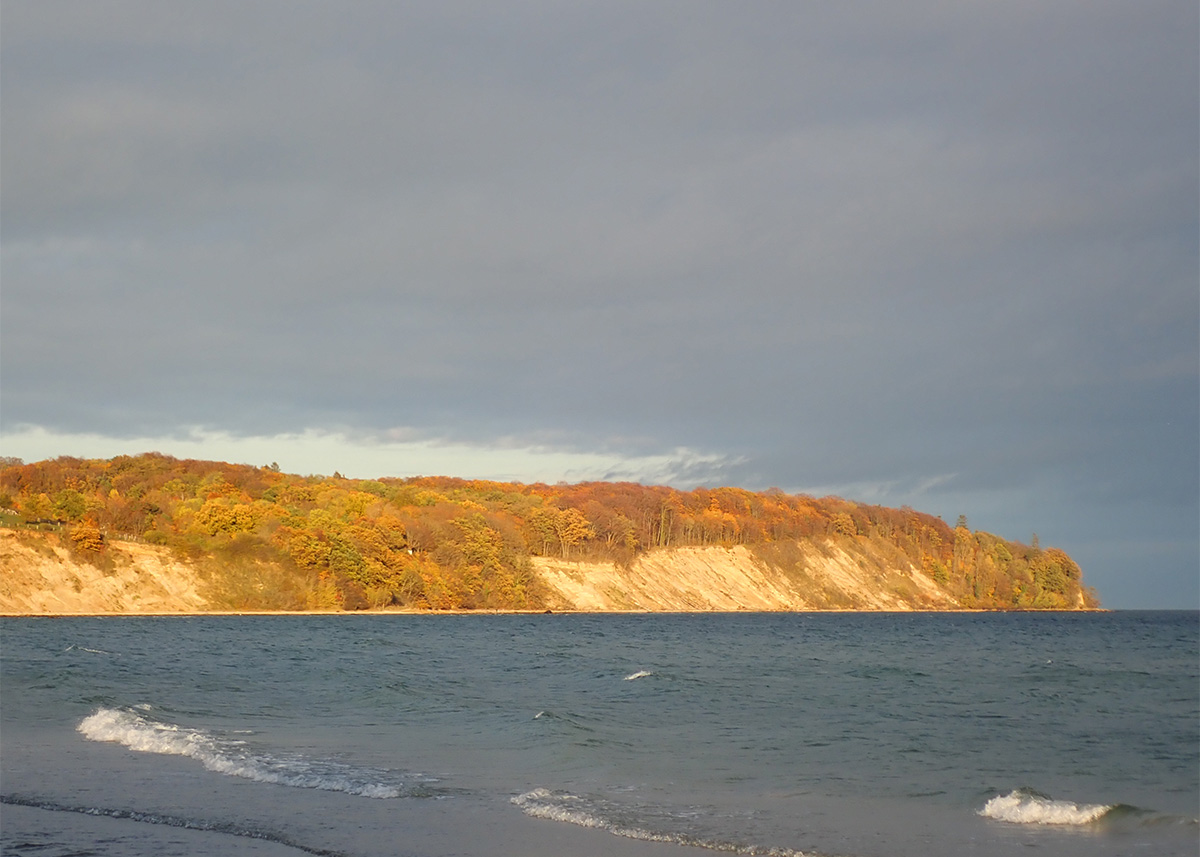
[
  {"xmin": 0, "ymin": 454, "xmax": 1099, "ymax": 613},
  {"xmin": 1, "ymin": 527, "xmax": 1092, "ymax": 614},
  {"xmin": 0, "ymin": 528, "xmax": 209, "ymax": 614}
]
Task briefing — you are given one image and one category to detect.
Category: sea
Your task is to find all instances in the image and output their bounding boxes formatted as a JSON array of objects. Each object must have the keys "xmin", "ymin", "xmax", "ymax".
[{"xmin": 1, "ymin": 611, "xmax": 1196, "ymax": 857}]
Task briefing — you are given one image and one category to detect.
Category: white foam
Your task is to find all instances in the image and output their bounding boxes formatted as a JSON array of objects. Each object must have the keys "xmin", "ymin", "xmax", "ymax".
[
  {"xmin": 513, "ymin": 789, "xmax": 611, "ymax": 829},
  {"xmin": 78, "ymin": 707, "xmax": 409, "ymax": 798},
  {"xmin": 979, "ymin": 790, "xmax": 1114, "ymax": 826},
  {"xmin": 623, "ymin": 670, "xmax": 654, "ymax": 681}
]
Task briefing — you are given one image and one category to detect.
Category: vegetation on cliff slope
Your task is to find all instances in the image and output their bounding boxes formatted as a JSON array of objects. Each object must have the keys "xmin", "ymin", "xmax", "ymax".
[{"xmin": 0, "ymin": 454, "xmax": 1098, "ymax": 611}]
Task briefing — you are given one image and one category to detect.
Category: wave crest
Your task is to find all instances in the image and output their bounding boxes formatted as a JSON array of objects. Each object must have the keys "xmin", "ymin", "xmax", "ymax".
[
  {"xmin": 979, "ymin": 790, "xmax": 1114, "ymax": 826},
  {"xmin": 78, "ymin": 707, "xmax": 421, "ymax": 799}
]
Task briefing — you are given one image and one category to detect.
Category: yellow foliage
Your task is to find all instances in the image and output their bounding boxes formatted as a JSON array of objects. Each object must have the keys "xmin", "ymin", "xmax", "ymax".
[{"xmin": 70, "ymin": 520, "xmax": 105, "ymax": 553}]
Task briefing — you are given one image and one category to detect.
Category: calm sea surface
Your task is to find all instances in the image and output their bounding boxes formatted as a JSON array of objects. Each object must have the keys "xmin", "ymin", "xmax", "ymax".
[{"xmin": 1, "ymin": 612, "xmax": 1196, "ymax": 857}]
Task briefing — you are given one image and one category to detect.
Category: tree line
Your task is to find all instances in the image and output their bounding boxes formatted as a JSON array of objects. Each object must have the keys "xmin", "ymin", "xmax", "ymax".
[{"xmin": 0, "ymin": 454, "xmax": 1098, "ymax": 611}]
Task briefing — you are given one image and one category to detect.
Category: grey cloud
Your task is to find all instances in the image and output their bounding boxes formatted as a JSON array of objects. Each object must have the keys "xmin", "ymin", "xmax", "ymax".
[{"xmin": 2, "ymin": 0, "xmax": 1196, "ymax": 605}]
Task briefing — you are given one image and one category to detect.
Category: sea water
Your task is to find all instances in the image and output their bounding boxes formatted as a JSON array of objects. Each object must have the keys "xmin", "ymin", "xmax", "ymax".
[{"xmin": 1, "ymin": 612, "xmax": 1196, "ymax": 857}]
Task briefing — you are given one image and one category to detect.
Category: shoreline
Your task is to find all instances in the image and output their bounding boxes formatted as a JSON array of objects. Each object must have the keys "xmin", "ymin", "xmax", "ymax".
[{"xmin": 0, "ymin": 607, "xmax": 1113, "ymax": 618}]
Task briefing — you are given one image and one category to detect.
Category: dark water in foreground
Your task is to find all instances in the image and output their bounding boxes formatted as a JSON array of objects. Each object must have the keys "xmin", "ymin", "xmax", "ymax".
[{"xmin": 1, "ymin": 612, "xmax": 1196, "ymax": 857}]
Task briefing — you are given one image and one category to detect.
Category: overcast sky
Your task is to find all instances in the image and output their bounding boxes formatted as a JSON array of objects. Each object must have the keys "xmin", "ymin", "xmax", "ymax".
[{"xmin": 2, "ymin": 1, "xmax": 1196, "ymax": 608}]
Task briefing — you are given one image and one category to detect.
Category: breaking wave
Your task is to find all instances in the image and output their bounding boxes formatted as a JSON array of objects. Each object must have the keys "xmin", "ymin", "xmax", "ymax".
[
  {"xmin": 512, "ymin": 788, "xmax": 816, "ymax": 856},
  {"xmin": 978, "ymin": 789, "xmax": 1114, "ymax": 825},
  {"xmin": 623, "ymin": 670, "xmax": 654, "ymax": 681},
  {"xmin": 78, "ymin": 707, "xmax": 430, "ymax": 799}
]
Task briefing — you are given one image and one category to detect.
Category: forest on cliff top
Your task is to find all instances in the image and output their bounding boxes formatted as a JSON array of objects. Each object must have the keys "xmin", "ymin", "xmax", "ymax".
[{"xmin": 0, "ymin": 454, "xmax": 1097, "ymax": 611}]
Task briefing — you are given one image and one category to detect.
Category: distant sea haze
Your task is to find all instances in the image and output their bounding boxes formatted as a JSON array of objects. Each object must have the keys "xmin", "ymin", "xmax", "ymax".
[{"xmin": 2, "ymin": 611, "xmax": 1196, "ymax": 856}]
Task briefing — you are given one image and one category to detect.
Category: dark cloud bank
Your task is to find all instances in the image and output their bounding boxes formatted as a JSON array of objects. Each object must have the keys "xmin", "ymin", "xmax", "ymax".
[{"xmin": 2, "ymin": 2, "xmax": 1196, "ymax": 607}]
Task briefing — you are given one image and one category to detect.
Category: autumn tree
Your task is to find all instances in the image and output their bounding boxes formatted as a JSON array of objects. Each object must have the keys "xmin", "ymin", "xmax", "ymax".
[
  {"xmin": 19, "ymin": 492, "xmax": 52, "ymax": 521},
  {"xmin": 829, "ymin": 512, "xmax": 857, "ymax": 537},
  {"xmin": 554, "ymin": 508, "xmax": 595, "ymax": 558},
  {"xmin": 70, "ymin": 518, "xmax": 105, "ymax": 553},
  {"xmin": 524, "ymin": 507, "xmax": 560, "ymax": 556}
]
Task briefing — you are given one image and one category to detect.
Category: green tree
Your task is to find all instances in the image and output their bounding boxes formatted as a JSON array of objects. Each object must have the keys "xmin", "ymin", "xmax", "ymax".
[{"xmin": 53, "ymin": 489, "xmax": 88, "ymax": 522}]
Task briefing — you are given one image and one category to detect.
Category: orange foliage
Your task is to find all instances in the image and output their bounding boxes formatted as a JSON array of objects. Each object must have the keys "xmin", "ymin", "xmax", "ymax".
[{"xmin": 0, "ymin": 454, "xmax": 1089, "ymax": 611}]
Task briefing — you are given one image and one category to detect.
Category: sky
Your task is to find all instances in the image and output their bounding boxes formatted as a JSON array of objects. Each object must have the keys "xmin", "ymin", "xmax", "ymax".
[{"xmin": 2, "ymin": 2, "xmax": 1196, "ymax": 609}]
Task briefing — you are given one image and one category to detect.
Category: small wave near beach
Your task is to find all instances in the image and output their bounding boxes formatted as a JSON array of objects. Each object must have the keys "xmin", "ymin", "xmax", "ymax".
[
  {"xmin": 978, "ymin": 789, "xmax": 1114, "ymax": 825},
  {"xmin": 78, "ymin": 707, "xmax": 429, "ymax": 799}
]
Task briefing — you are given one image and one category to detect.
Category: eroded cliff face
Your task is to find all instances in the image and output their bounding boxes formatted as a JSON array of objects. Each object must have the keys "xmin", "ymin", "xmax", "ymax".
[
  {"xmin": 533, "ymin": 540, "xmax": 959, "ymax": 612},
  {"xmin": 1, "ymin": 527, "xmax": 973, "ymax": 613},
  {"xmin": 0, "ymin": 528, "xmax": 209, "ymax": 614}
]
